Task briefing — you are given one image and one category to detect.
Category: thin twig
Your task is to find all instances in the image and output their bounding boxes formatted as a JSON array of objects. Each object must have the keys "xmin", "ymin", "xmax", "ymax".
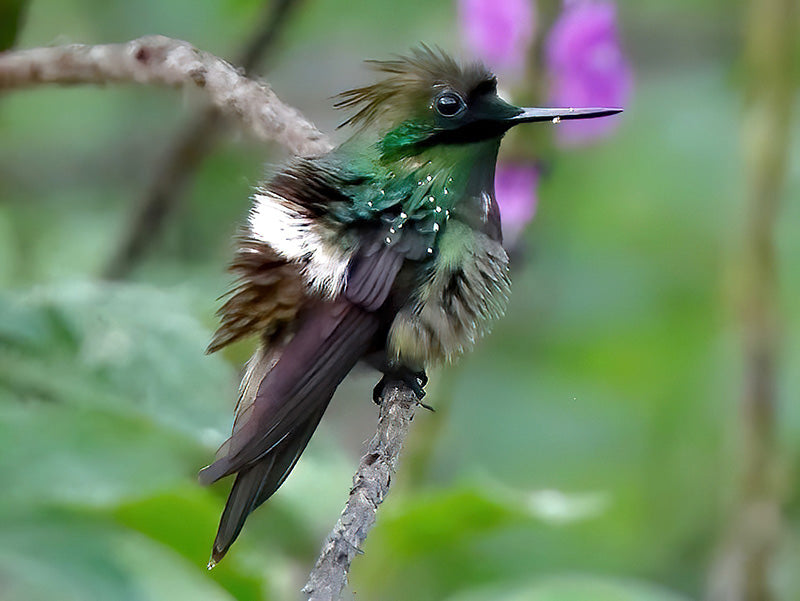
[
  {"xmin": 102, "ymin": 0, "xmax": 303, "ymax": 280},
  {"xmin": 302, "ymin": 382, "xmax": 419, "ymax": 601},
  {"xmin": 0, "ymin": 35, "xmax": 332, "ymax": 155},
  {"xmin": 236, "ymin": 0, "xmax": 299, "ymax": 74}
]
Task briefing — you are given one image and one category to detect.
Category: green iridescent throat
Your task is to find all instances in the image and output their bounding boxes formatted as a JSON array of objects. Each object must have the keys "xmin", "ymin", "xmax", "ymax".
[{"xmin": 327, "ymin": 124, "xmax": 501, "ymax": 253}]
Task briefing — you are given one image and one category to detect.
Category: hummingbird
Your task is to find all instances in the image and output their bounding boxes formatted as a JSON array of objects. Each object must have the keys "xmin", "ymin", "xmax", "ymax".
[{"xmin": 199, "ymin": 46, "xmax": 620, "ymax": 566}]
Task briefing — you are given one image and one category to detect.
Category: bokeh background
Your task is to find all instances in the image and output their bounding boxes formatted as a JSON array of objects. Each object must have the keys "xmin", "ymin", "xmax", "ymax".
[{"xmin": 1, "ymin": 0, "xmax": 798, "ymax": 600}]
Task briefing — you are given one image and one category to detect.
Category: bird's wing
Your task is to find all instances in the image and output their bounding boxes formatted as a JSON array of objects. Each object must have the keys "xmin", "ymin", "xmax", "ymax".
[
  {"xmin": 199, "ymin": 241, "xmax": 414, "ymax": 563},
  {"xmin": 344, "ymin": 238, "xmax": 407, "ymax": 310},
  {"xmin": 199, "ymin": 299, "xmax": 378, "ymax": 484},
  {"xmin": 203, "ymin": 238, "xmax": 414, "ymax": 469},
  {"xmin": 204, "ymin": 235, "xmax": 413, "ymax": 472}
]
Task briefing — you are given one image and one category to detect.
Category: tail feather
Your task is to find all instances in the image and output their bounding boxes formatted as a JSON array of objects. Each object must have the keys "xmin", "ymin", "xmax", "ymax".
[
  {"xmin": 210, "ymin": 456, "xmax": 276, "ymax": 565},
  {"xmin": 210, "ymin": 404, "xmax": 326, "ymax": 564},
  {"xmin": 201, "ymin": 301, "xmax": 379, "ymax": 563}
]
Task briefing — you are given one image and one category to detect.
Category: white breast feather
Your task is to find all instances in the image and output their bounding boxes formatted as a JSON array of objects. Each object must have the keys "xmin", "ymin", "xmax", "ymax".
[{"xmin": 249, "ymin": 191, "xmax": 352, "ymax": 296}]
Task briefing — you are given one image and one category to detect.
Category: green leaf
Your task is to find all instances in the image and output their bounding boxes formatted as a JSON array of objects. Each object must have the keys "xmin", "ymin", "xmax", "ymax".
[
  {"xmin": 0, "ymin": 283, "xmax": 277, "ymax": 600},
  {"xmin": 0, "ymin": 401, "xmax": 205, "ymax": 509},
  {"xmin": 350, "ymin": 485, "xmax": 532, "ymax": 599},
  {"xmin": 0, "ymin": 509, "xmax": 242, "ymax": 601},
  {"xmin": 374, "ymin": 487, "xmax": 528, "ymax": 559},
  {"xmin": 112, "ymin": 489, "xmax": 267, "ymax": 601},
  {"xmin": 0, "ymin": 282, "xmax": 232, "ymax": 441}
]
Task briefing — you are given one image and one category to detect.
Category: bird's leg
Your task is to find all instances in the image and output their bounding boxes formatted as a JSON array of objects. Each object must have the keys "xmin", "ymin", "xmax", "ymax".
[{"xmin": 373, "ymin": 367, "xmax": 431, "ymax": 410}]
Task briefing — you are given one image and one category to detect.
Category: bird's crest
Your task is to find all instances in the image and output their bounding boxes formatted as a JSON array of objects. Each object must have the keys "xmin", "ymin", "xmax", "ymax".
[{"xmin": 334, "ymin": 45, "xmax": 496, "ymax": 129}]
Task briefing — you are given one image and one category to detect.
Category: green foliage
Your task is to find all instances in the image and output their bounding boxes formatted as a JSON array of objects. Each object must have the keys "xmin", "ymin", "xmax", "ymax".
[
  {"xmin": 0, "ymin": 0, "xmax": 26, "ymax": 50},
  {"xmin": 444, "ymin": 575, "xmax": 693, "ymax": 601},
  {"xmin": 0, "ymin": 283, "xmax": 271, "ymax": 600}
]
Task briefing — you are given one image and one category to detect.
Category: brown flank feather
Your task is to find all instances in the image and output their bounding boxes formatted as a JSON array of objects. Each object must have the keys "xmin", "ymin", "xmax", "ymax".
[{"xmin": 207, "ymin": 237, "xmax": 305, "ymax": 354}]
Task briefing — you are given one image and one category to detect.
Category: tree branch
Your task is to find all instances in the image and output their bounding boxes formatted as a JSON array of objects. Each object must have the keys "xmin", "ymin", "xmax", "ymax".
[
  {"xmin": 0, "ymin": 35, "xmax": 332, "ymax": 156},
  {"xmin": 302, "ymin": 382, "xmax": 419, "ymax": 601},
  {"xmin": 101, "ymin": 0, "xmax": 305, "ymax": 280}
]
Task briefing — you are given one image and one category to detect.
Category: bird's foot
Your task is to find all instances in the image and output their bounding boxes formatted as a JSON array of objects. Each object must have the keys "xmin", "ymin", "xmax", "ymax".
[{"xmin": 373, "ymin": 369, "xmax": 430, "ymax": 409}]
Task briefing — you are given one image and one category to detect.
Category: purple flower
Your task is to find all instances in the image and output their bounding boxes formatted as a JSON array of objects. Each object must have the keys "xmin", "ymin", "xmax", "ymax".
[
  {"xmin": 458, "ymin": 0, "xmax": 536, "ymax": 77},
  {"xmin": 545, "ymin": 0, "xmax": 632, "ymax": 146},
  {"xmin": 495, "ymin": 162, "xmax": 539, "ymax": 245}
]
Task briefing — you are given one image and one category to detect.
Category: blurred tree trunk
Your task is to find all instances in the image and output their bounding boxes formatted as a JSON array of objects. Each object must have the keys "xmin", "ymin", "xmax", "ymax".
[{"xmin": 708, "ymin": 0, "xmax": 797, "ymax": 600}]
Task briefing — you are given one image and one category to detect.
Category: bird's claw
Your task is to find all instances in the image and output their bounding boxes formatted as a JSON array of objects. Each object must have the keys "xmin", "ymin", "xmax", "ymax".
[{"xmin": 373, "ymin": 369, "xmax": 429, "ymax": 406}]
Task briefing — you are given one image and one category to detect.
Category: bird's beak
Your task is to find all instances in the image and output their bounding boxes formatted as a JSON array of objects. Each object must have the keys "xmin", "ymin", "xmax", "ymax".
[{"xmin": 509, "ymin": 106, "xmax": 623, "ymax": 124}]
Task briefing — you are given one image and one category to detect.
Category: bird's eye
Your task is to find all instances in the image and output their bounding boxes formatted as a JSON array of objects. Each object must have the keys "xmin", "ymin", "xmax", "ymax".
[{"xmin": 434, "ymin": 92, "xmax": 465, "ymax": 117}]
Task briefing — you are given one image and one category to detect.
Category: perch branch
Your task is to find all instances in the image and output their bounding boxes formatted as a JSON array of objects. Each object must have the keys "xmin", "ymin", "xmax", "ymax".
[
  {"xmin": 0, "ymin": 35, "xmax": 332, "ymax": 156},
  {"xmin": 101, "ymin": 0, "xmax": 305, "ymax": 280},
  {"xmin": 302, "ymin": 382, "xmax": 420, "ymax": 601}
]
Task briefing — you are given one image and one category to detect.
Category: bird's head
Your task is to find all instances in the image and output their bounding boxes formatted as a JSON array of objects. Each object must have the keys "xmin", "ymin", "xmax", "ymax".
[{"xmin": 334, "ymin": 45, "xmax": 621, "ymax": 160}]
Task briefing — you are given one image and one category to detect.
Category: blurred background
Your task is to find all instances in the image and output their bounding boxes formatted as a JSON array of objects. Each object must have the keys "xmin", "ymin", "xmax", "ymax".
[{"xmin": 0, "ymin": 0, "xmax": 798, "ymax": 600}]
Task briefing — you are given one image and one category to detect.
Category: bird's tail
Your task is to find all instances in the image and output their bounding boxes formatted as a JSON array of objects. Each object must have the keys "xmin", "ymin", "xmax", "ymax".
[
  {"xmin": 200, "ymin": 302, "xmax": 378, "ymax": 565},
  {"xmin": 208, "ymin": 403, "xmax": 326, "ymax": 566}
]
